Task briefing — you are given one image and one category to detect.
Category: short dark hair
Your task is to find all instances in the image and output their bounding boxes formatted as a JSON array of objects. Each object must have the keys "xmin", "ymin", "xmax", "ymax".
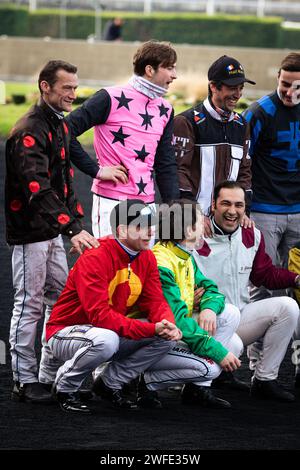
[
  {"xmin": 38, "ymin": 60, "xmax": 77, "ymax": 94},
  {"xmin": 208, "ymin": 80, "xmax": 223, "ymax": 97},
  {"xmin": 110, "ymin": 199, "xmax": 154, "ymax": 236},
  {"xmin": 279, "ymin": 53, "xmax": 300, "ymax": 74},
  {"xmin": 158, "ymin": 199, "xmax": 201, "ymax": 245},
  {"xmin": 213, "ymin": 180, "xmax": 246, "ymax": 202},
  {"xmin": 133, "ymin": 40, "xmax": 177, "ymax": 76}
]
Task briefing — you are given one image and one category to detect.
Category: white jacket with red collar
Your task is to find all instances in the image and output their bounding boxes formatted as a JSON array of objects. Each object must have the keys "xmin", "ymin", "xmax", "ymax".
[{"xmin": 195, "ymin": 224, "xmax": 296, "ymax": 310}]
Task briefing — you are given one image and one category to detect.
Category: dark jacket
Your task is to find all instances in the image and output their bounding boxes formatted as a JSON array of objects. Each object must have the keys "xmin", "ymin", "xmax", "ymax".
[
  {"xmin": 174, "ymin": 98, "xmax": 252, "ymax": 214},
  {"xmin": 244, "ymin": 91, "xmax": 300, "ymax": 214},
  {"xmin": 5, "ymin": 99, "xmax": 83, "ymax": 245}
]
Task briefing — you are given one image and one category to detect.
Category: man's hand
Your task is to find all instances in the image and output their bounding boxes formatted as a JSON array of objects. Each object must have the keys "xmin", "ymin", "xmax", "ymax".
[
  {"xmin": 70, "ymin": 230, "xmax": 100, "ymax": 255},
  {"xmin": 98, "ymin": 165, "xmax": 128, "ymax": 184},
  {"xmin": 194, "ymin": 287, "xmax": 205, "ymax": 309},
  {"xmin": 155, "ymin": 319, "xmax": 182, "ymax": 341},
  {"xmin": 204, "ymin": 216, "xmax": 212, "ymax": 238},
  {"xmin": 240, "ymin": 214, "xmax": 255, "ymax": 229},
  {"xmin": 198, "ymin": 309, "xmax": 217, "ymax": 336},
  {"xmin": 219, "ymin": 352, "xmax": 241, "ymax": 372}
]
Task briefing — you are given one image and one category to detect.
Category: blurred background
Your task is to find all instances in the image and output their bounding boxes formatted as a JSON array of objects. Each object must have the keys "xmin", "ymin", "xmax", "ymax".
[{"xmin": 1, "ymin": 0, "xmax": 300, "ymax": 144}]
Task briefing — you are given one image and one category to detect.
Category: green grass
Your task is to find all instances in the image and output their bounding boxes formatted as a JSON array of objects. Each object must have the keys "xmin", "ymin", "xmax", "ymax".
[
  {"xmin": 0, "ymin": 101, "xmax": 94, "ymax": 144},
  {"xmin": 5, "ymin": 81, "xmax": 37, "ymax": 96},
  {"xmin": 0, "ymin": 82, "xmax": 97, "ymax": 143},
  {"xmin": 0, "ymin": 103, "xmax": 30, "ymax": 137},
  {"xmin": 0, "ymin": 82, "xmax": 244, "ymax": 144},
  {"xmin": 0, "ymin": 82, "xmax": 190, "ymax": 141}
]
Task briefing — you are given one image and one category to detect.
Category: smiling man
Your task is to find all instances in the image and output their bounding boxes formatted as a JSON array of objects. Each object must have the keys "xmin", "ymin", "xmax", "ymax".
[
  {"xmin": 5, "ymin": 60, "xmax": 99, "ymax": 404},
  {"xmin": 46, "ymin": 199, "xmax": 182, "ymax": 413},
  {"xmin": 195, "ymin": 180, "xmax": 300, "ymax": 402},
  {"xmin": 174, "ymin": 55, "xmax": 255, "ymax": 237},
  {"xmin": 66, "ymin": 40, "xmax": 180, "ymax": 238}
]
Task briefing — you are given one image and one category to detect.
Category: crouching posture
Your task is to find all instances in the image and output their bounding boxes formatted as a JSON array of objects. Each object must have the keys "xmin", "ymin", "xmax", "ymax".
[
  {"xmin": 195, "ymin": 181, "xmax": 300, "ymax": 402},
  {"xmin": 46, "ymin": 200, "xmax": 182, "ymax": 413},
  {"xmin": 147, "ymin": 199, "xmax": 243, "ymax": 409}
]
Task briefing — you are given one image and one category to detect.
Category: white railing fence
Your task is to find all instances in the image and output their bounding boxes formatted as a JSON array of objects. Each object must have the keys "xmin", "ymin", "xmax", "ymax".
[{"xmin": 3, "ymin": 1, "xmax": 300, "ymax": 20}]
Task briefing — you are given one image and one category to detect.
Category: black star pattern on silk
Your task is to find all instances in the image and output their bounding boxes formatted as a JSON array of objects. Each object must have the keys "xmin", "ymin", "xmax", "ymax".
[
  {"xmin": 139, "ymin": 110, "xmax": 154, "ymax": 130},
  {"xmin": 114, "ymin": 91, "xmax": 133, "ymax": 110},
  {"xmin": 134, "ymin": 145, "xmax": 150, "ymax": 162},
  {"xmin": 158, "ymin": 103, "xmax": 169, "ymax": 117},
  {"xmin": 150, "ymin": 169, "xmax": 155, "ymax": 180},
  {"xmin": 110, "ymin": 126, "xmax": 130, "ymax": 146},
  {"xmin": 136, "ymin": 177, "xmax": 147, "ymax": 195}
]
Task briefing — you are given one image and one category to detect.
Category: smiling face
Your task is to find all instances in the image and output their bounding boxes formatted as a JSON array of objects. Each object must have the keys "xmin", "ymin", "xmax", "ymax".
[
  {"xmin": 40, "ymin": 69, "xmax": 78, "ymax": 112},
  {"xmin": 118, "ymin": 224, "xmax": 153, "ymax": 252},
  {"xmin": 210, "ymin": 82, "xmax": 244, "ymax": 112},
  {"xmin": 212, "ymin": 187, "xmax": 246, "ymax": 233},
  {"xmin": 145, "ymin": 63, "xmax": 177, "ymax": 90},
  {"xmin": 278, "ymin": 69, "xmax": 300, "ymax": 107}
]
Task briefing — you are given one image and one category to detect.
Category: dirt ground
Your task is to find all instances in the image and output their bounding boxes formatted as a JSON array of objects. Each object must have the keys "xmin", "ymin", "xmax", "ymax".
[{"xmin": 1, "ymin": 141, "xmax": 300, "ymax": 453}]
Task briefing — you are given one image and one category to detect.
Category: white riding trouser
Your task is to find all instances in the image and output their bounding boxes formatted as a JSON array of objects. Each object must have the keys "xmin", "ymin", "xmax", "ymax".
[
  {"xmin": 10, "ymin": 236, "xmax": 68, "ymax": 384},
  {"xmin": 144, "ymin": 303, "xmax": 243, "ymax": 390},
  {"xmin": 48, "ymin": 324, "xmax": 175, "ymax": 393},
  {"xmin": 237, "ymin": 297, "xmax": 299, "ymax": 380}
]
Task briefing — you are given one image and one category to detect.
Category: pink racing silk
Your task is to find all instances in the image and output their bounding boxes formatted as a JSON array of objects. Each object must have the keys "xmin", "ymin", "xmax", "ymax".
[{"xmin": 91, "ymin": 85, "xmax": 171, "ymax": 202}]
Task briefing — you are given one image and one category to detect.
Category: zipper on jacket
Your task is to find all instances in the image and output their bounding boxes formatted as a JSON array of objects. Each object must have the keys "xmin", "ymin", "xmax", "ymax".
[
  {"xmin": 222, "ymin": 122, "xmax": 228, "ymax": 142},
  {"xmin": 128, "ymin": 263, "xmax": 131, "ymax": 279}
]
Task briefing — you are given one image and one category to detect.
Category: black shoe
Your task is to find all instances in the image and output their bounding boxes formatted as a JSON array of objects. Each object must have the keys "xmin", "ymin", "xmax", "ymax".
[
  {"xmin": 92, "ymin": 376, "xmax": 138, "ymax": 410},
  {"xmin": 12, "ymin": 382, "xmax": 54, "ymax": 404},
  {"xmin": 122, "ymin": 377, "xmax": 140, "ymax": 395},
  {"xmin": 42, "ymin": 382, "xmax": 93, "ymax": 401},
  {"xmin": 181, "ymin": 383, "xmax": 231, "ymax": 409},
  {"xmin": 212, "ymin": 371, "xmax": 250, "ymax": 391},
  {"xmin": 55, "ymin": 391, "xmax": 91, "ymax": 414},
  {"xmin": 137, "ymin": 375, "xmax": 162, "ymax": 409},
  {"xmin": 250, "ymin": 378, "xmax": 295, "ymax": 402}
]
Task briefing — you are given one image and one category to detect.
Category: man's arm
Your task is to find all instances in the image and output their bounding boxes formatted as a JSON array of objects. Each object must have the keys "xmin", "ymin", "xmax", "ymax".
[
  {"xmin": 173, "ymin": 114, "xmax": 196, "ymax": 200},
  {"xmin": 10, "ymin": 128, "xmax": 99, "ymax": 254},
  {"xmin": 192, "ymin": 257, "xmax": 225, "ymax": 336},
  {"xmin": 157, "ymin": 264, "xmax": 228, "ymax": 363},
  {"xmin": 243, "ymin": 104, "xmax": 264, "ymax": 161},
  {"xmin": 12, "ymin": 128, "xmax": 83, "ymax": 238},
  {"xmin": 192, "ymin": 257, "xmax": 225, "ymax": 314},
  {"xmin": 154, "ymin": 109, "xmax": 180, "ymax": 202},
  {"xmin": 236, "ymin": 122, "xmax": 252, "ymax": 208},
  {"xmin": 66, "ymin": 89, "xmax": 111, "ymax": 178},
  {"xmin": 250, "ymin": 232, "xmax": 297, "ymax": 288}
]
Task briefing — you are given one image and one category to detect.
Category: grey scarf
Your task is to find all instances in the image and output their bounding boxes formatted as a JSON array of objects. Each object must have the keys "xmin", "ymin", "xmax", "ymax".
[{"xmin": 129, "ymin": 74, "xmax": 167, "ymax": 99}]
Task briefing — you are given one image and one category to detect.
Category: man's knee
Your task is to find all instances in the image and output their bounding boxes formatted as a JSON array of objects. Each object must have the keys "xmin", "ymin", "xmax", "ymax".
[
  {"xmin": 219, "ymin": 303, "xmax": 241, "ymax": 330},
  {"xmin": 153, "ymin": 337, "xmax": 177, "ymax": 353},
  {"xmin": 210, "ymin": 361, "xmax": 222, "ymax": 380},
  {"xmin": 276, "ymin": 297, "xmax": 299, "ymax": 327},
  {"xmin": 185, "ymin": 358, "xmax": 221, "ymax": 381},
  {"xmin": 229, "ymin": 333, "xmax": 244, "ymax": 358},
  {"xmin": 93, "ymin": 329, "xmax": 120, "ymax": 361}
]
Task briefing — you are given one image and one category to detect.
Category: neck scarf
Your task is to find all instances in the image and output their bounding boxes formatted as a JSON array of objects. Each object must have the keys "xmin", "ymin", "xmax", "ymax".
[{"xmin": 129, "ymin": 74, "xmax": 167, "ymax": 99}]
